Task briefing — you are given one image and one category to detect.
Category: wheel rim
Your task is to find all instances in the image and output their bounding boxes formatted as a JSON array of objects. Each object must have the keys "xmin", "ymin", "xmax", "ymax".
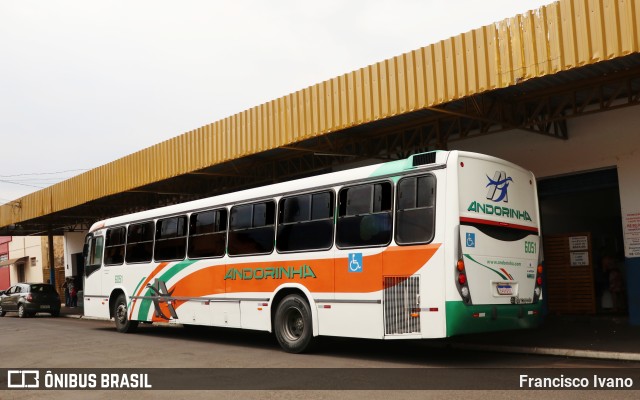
[
  {"xmin": 116, "ymin": 303, "xmax": 128, "ymax": 324},
  {"xmin": 18, "ymin": 306, "xmax": 24, "ymax": 317},
  {"xmin": 282, "ymin": 307, "xmax": 304, "ymax": 341}
]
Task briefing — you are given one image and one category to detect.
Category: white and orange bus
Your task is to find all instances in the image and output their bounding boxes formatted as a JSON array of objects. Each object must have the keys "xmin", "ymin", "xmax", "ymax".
[{"xmin": 83, "ymin": 150, "xmax": 543, "ymax": 353}]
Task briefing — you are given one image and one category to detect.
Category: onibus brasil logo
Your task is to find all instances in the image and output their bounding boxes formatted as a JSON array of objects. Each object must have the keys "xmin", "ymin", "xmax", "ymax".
[{"xmin": 467, "ymin": 170, "xmax": 532, "ymax": 222}]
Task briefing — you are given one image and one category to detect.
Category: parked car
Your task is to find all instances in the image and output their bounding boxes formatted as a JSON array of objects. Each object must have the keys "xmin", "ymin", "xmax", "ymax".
[{"xmin": 0, "ymin": 283, "xmax": 61, "ymax": 318}]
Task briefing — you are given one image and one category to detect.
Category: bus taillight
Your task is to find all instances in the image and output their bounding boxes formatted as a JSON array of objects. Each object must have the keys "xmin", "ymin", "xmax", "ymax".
[
  {"xmin": 456, "ymin": 258, "xmax": 472, "ymax": 304},
  {"xmin": 533, "ymin": 263, "xmax": 543, "ymax": 303}
]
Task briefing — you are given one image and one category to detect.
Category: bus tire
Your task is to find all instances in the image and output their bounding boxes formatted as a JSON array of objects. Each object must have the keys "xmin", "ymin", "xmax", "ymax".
[
  {"xmin": 113, "ymin": 294, "xmax": 138, "ymax": 333},
  {"xmin": 274, "ymin": 294, "xmax": 314, "ymax": 353}
]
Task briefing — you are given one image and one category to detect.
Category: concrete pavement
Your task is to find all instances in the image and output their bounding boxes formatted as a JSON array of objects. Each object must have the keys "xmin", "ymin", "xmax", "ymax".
[{"xmin": 58, "ymin": 305, "xmax": 640, "ymax": 361}]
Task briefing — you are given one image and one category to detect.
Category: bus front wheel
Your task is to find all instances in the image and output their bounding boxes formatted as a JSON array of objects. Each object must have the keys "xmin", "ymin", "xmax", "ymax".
[
  {"xmin": 274, "ymin": 294, "xmax": 314, "ymax": 353},
  {"xmin": 113, "ymin": 294, "xmax": 138, "ymax": 333}
]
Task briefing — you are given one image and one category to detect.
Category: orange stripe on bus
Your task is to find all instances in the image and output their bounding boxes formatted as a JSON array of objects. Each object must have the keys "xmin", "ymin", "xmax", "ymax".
[{"xmin": 159, "ymin": 244, "xmax": 440, "ymax": 316}]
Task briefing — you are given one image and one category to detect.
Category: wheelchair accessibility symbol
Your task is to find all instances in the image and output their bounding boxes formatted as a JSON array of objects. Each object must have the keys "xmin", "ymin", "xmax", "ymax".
[
  {"xmin": 348, "ymin": 253, "xmax": 363, "ymax": 272},
  {"xmin": 466, "ymin": 233, "xmax": 476, "ymax": 248}
]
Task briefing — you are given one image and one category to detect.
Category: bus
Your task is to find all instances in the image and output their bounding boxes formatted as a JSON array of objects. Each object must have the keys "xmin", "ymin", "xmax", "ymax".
[{"xmin": 83, "ymin": 150, "xmax": 543, "ymax": 353}]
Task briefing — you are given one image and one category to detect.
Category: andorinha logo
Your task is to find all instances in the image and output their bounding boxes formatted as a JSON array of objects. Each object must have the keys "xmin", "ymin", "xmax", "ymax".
[
  {"xmin": 467, "ymin": 201, "xmax": 532, "ymax": 221},
  {"xmin": 486, "ymin": 171, "xmax": 512, "ymax": 203},
  {"xmin": 465, "ymin": 170, "xmax": 532, "ymax": 222},
  {"xmin": 224, "ymin": 264, "xmax": 316, "ymax": 280}
]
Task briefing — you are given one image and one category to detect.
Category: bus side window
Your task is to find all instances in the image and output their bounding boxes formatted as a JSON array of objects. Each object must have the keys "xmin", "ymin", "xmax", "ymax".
[
  {"xmin": 105, "ymin": 227, "xmax": 126, "ymax": 265},
  {"xmin": 277, "ymin": 191, "xmax": 334, "ymax": 252},
  {"xmin": 228, "ymin": 201, "xmax": 275, "ymax": 256},
  {"xmin": 395, "ymin": 175, "xmax": 436, "ymax": 244},
  {"xmin": 155, "ymin": 216, "xmax": 188, "ymax": 262},
  {"xmin": 126, "ymin": 221, "xmax": 154, "ymax": 263},
  {"xmin": 188, "ymin": 209, "xmax": 227, "ymax": 259},
  {"xmin": 337, "ymin": 182, "xmax": 392, "ymax": 248}
]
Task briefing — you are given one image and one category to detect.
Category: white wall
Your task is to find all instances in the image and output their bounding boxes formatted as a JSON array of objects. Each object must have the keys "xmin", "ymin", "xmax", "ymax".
[
  {"xmin": 64, "ymin": 231, "xmax": 87, "ymax": 277},
  {"xmin": 450, "ymin": 106, "xmax": 640, "ymax": 258},
  {"xmin": 8, "ymin": 236, "xmax": 44, "ymax": 284}
]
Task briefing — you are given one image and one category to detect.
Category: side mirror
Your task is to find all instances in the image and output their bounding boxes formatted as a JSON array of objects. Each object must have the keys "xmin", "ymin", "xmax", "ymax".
[{"xmin": 82, "ymin": 243, "xmax": 89, "ymax": 258}]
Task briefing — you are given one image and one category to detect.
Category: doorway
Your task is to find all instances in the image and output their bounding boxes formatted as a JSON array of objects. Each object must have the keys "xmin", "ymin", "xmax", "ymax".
[
  {"xmin": 17, "ymin": 262, "xmax": 25, "ymax": 283},
  {"xmin": 538, "ymin": 168, "xmax": 624, "ymax": 315}
]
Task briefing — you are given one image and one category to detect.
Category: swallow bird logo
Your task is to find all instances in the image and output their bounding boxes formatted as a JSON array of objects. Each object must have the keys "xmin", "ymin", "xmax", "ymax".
[{"xmin": 486, "ymin": 171, "xmax": 513, "ymax": 203}]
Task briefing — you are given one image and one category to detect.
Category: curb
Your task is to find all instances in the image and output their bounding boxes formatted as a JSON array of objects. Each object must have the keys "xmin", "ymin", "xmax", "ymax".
[
  {"xmin": 450, "ymin": 342, "xmax": 640, "ymax": 362},
  {"xmin": 60, "ymin": 313, "xmax": 107, "ymax": 321}
]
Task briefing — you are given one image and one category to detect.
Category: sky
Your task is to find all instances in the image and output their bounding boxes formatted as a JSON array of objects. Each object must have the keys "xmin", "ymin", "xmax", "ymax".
[{"xmin": 0, "ymin": 0, "xmax": 554, "ymax": 204}]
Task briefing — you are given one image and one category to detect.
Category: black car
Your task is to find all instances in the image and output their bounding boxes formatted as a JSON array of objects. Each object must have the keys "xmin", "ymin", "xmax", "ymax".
[{"xmin": 0, "ymin": 283, "xmax": 61, "ymax": 318}]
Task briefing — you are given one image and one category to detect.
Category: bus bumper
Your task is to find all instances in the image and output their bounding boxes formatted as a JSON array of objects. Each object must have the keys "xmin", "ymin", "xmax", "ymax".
[{"xmin": 445, "ymin": 301, "xmax": 542, "ymax": 336}]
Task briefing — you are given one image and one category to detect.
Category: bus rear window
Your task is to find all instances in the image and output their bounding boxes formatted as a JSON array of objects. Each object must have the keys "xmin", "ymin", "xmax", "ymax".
[
  {"xmin": 396, "ymin": 175, "xmax": 436, "ymax": 245},
  {"xmin": 461, "ymin": 221, "xmax": 535, "ymax": 241}
]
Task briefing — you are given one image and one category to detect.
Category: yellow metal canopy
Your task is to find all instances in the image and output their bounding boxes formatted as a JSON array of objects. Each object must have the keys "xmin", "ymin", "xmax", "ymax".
[{"xmin": 2, "ymin": 0, "xmax": 639, "ymax": 233}]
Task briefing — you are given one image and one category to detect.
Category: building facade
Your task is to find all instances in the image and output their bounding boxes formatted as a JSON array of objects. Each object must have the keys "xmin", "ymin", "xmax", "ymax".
[{"xmin": 0, "ymin": 236, "xmax": 65, "ymax": 293}]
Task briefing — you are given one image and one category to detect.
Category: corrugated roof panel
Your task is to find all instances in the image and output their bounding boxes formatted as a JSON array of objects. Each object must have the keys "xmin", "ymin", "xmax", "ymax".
[
  {"xmin": 610, "ymin": 0, "xmax": 626, "ymax": 55},
  {"xmin": 443, "ymin": 38, "xmax": 456, "ymax": 100},
  {"xmin": 308, "ymin": 85, "xmax": 316, "ymax": 135},
  {"xmin": 533, "ymin": 8, "xmax": 549, "ymax": 75},
  {"xmin": 299, "ymin": 90, "xmax": 308, "ymax": 140},
  {"xmin": 422, "ymin": 42, "xmax": 435, "ymax": 104},
  {"xmin": 561, "ymin": 0, "xmax": 580, "ymax": 67},
  {"xmin": 546, "ymin": 2, "xmax": 563, "ymax": 73},
  {"xmin": 404, "ymin": 51, "xmax": 417, "ymax": 112},
  {"xmin": 338, "ymin": 73, "xmax": 348, "ymax": 126},
  {"xmin": 373, "ymin": 61, "xmax": 385, "ymax": 118},
  {"xmin": 432, "ymin": 41, "xmax": 445, "ymax": 104},
  {"xmin": 622, "ymin": 1, "xmax": 640, "ymax": 49},
  {"xmin": 4, "ymin": 0, "xmax": 640, "ymax": 229},
  {"xmin": 413, "ymin": 48, "xmax": 426, "ymax": 108},
  {"xmin": 388, "ymin": 57, "xmax": 399, "ymax": 116}
]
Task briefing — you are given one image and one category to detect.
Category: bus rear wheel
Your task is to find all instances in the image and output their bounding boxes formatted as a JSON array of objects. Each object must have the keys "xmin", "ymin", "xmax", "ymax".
[
  {"xmin": 274, "ymin": 294, "xmax": 314, "ymax": 353},
  {"xmin": 113, "ymin": 294, "xmax": 138, "ymax": 333}
]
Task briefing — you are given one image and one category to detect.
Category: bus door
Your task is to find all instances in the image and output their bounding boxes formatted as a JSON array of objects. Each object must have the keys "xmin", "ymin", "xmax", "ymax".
[{"xmin": 83, "ymin": 233, "xmax": 108, "ymax": 316}]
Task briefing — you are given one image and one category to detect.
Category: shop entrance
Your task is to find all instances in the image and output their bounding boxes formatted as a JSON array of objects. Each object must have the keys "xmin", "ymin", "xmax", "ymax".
[{"xmin": 538, "ymin": 168, "xmax": 625, "ymax": 315}]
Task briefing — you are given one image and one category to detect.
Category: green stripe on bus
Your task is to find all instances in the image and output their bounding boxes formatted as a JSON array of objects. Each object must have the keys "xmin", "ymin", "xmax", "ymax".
[
  {"xmin": 128, "ymin": 276, "xmax": 146, "ymax": 310},
  {"xmin": 369, "ymin": 158, "xmax": 410, "ymax": 177},
  {"xmin": 445, "ymin": 301, "xmax": 542, "ymax": 336},
  {"xmin": 137, "ymin": 259, "xmax": 197, "ymax": 320}
]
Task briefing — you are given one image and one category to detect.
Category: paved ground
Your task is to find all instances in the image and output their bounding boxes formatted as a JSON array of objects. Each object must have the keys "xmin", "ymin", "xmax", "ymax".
[{"xmin": 59, "ymin": 306, "xmax": 640, "ymax": 361}]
